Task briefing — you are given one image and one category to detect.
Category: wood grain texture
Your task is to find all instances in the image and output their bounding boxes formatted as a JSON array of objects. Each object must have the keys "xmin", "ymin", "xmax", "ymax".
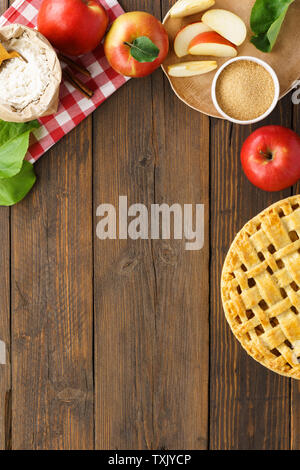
[
  {"xmin": 210, "ymin": 95, "xmax": 293, "ymax": 450},
  {"xmin": 0, "ymin": 0, "xmax": 298, "ymax": 451},
  {"xmin": 0, "ymin": 193, "xmax": 11, "ymax": 450},
  {"xmin": 0, "ymin": 203, "xmax": 10, "ymax": 450},
  {"xmin": 93, "ymin": 0, "xmax": 161, "ymax": 450},
  {"xmin": 292, "ymin": 98, "xmax": 300, "ymax": 450},
  {"xmin": 0, "ymin": 0, "xmax": 11, "ymax": 453},
  {"xmin": 93, "ymin": 0, "xmax": 209, "ymax": 450},
  {"xmin": 93, "ymin": 88, "xmax": 156, "ymax": 448},
  {"xmin": 93, "ymin": 1, "xmax": 156, "ymax": 451},
  {"xmin": 154, "ymin": 0, "xmax": 209, "ymax": 450},
  {"xmin": 10, "ymin": 106, "xmax": 94, "ymax": 447}
]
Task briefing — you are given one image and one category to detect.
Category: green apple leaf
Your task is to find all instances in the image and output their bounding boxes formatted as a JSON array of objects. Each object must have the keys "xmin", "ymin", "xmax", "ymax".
[
  {"xmin": 250, "ymin": 0, "xmax": 295, "ymax": 52},
  {"xmin": 126, "ymin": 36, "xmax": 160, "ymax": 63},
  {"xmin": 0, "ymin": 119, "xmax": 39, "ymax": 178},
  {"xmin": 0, "ymin": 160, "xmax": 36, "ymax": 206}
]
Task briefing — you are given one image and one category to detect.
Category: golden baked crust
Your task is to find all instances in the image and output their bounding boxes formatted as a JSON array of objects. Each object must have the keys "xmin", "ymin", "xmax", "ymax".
[{"xmin": 221, "ymin": 195, "xmax": 300, "ymax": 379}]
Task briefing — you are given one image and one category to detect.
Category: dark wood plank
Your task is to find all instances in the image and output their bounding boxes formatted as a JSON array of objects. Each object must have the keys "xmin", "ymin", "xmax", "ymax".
[
  {"xmin": 292, "ymin": 97, "xmax": 300, "ymax": 450},
  {"xmin": 10, "ymin": 117, "xmax": 94, "ymax": 446},
  {"xmin": 210, "ymin": 95, "xmax": 293, "ymax": 449},
  {"xmin": 0, "ymin": 200, "xmax": 10, "ymax": 450},
  {"xmin": 93, "ymin": 0, "xmax": 156, "ymax": 450},
  {"xmin": 93, "ymin": 0, "xmax": 210, "ymax": 450},
  {"xmin": 0, "ymin": 0, "xmax": 11, "ymax": 452},
  {"xmin": 153, "ymin": 0, "xmax": 210, "ymax": 450},
  {"xmin": 4, "ymin": 0, "xmax": 297, "ymax": 450}
]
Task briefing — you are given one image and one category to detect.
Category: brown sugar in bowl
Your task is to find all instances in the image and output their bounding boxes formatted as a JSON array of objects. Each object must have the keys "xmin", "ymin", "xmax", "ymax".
[{"xmin": 212, "ymin": 56, "xmax": 280, "ymax": 125}]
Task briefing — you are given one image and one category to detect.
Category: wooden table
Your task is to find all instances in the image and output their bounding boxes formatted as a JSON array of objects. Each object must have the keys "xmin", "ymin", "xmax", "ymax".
[{"xmin": 0, "ymin": 0, "xmax": 299, "ymax": 450}]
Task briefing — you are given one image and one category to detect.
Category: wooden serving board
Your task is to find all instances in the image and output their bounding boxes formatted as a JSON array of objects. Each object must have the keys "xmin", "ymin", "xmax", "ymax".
[{"xmin": 162, "ymin": 0, "xmax": 300, "ymax": 118}]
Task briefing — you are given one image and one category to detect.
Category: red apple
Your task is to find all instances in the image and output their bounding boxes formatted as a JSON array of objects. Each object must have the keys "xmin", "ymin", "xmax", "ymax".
[
  {"xmin": 104, "ymin": 12, "xmax": 169, "ymax": 78},
  {"xmin": 37, "ymin": 0, "xmax": 109, "ymax": 56},
  {"xmin": 241, "ymin": 126, "xmax": 300, "ymax": 192}
]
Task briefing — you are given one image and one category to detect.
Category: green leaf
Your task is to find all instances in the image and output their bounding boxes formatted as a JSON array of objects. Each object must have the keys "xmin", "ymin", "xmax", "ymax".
[
  {"xmin": 0, "ymin": 160, "xmax": 36, "ymax": 206},
  {"xmin": 0, "ymin": 120, "xmax": 39, "ymax": 178},
  {"xmin": 126, "ymin": 36, "xmax": 160, "ymax": 63},
  {"xmin": 250, "ymin": 0, "xmax": 294, "ymax": 52},
  {"xmin": 0, "ymin": 119, "xmax": 39, "ymax": 206}
]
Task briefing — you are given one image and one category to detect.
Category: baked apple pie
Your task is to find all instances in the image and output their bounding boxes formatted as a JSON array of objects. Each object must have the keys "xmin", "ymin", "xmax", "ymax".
[{"xmin": 221, "ymin": 195, "xmax": 300, "ymax": 379}]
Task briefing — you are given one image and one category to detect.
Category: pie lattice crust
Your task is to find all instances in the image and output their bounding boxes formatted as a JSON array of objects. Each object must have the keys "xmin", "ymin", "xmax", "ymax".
[{"xmin": 221, "ymin": 195, "xmax": 300, "ymax": 379}]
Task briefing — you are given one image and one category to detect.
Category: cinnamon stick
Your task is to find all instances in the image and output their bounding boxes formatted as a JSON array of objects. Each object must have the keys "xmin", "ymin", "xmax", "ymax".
[
  {"xmin": 63, "ymin": 69, "xmax": 94, "ymax": 99},
  {"xmin": 59, "ymin": 53, "xmax": 91, "ymax": 77}
]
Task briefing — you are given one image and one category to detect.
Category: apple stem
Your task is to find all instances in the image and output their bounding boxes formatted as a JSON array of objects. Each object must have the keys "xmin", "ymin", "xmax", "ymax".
[{"xmin": 259, "ymin": 150, "xmax": 273, "ymax": 160}]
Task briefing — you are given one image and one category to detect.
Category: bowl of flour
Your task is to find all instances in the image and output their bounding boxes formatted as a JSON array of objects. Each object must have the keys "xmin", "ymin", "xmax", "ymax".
[{"xmin": 0, "ymin": 24, "xmax": 62, "ymax": 123}]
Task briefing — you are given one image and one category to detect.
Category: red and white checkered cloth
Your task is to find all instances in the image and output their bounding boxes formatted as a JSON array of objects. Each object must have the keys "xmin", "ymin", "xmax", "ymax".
[{"xmin": 0, "ymin": 0, "xmax": 129, "ymax": 162}]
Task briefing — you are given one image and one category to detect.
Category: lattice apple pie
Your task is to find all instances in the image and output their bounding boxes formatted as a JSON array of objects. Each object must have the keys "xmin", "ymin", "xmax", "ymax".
[{"xmin": 221, "ymin": 195, "xmax": 300, "ymax": 379}]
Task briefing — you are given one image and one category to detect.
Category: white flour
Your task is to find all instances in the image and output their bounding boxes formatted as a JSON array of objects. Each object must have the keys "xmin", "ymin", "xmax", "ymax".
[{"xmin": 0, "ymin": 32, "xmax": 51, "ymax": 111}]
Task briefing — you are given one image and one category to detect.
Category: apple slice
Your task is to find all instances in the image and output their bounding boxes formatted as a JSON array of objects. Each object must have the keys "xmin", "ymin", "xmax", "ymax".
[
  {"xmin": 170, "ymin": 0, "xmax": 215, "ymax": 18},
  {"xmin": 174, "ymin": 22, "xmax": 212, "ymax": 57},
  {"xmin": 188, "ymin": 31, "xmax": 237, "ymax": 57},
  {"xmin": 202, "ymin": 9, "xmax": 247, "ymax": 46},
  {"xmin": 168, "ymin": 61, "xmax": 217, "ymax": 77}
]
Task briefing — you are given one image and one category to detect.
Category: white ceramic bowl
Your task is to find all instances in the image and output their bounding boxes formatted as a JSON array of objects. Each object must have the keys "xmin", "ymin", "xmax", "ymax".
[{"xmin": 211, "ymin": 56, "xmax": 280, "ymax": 125}]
